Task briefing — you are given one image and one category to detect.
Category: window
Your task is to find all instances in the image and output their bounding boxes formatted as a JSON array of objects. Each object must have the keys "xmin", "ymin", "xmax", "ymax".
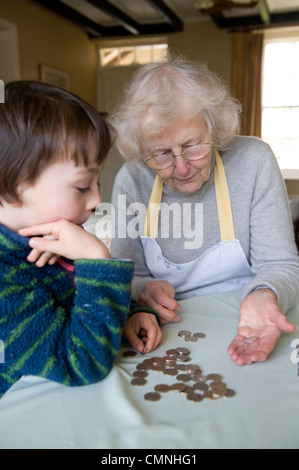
[
  {"xmin": 262, "ymin": 29, "xmax": 299, "ymax": 178},
  {"xmin": 99, "ymin": 43, "xmax": 168, "ymax": 67}
]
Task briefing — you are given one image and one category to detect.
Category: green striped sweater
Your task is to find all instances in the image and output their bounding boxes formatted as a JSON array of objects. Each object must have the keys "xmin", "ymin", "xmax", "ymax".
[{"xmin": 0, "ymin": 223, "xmax": 158, "ymax": 399}]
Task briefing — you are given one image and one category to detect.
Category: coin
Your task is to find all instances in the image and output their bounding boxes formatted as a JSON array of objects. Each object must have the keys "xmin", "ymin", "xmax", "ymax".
[
  {"xmin": 163, "ymin": 368, "xmax": 178, "ymax": 376},
  {"xmin": 176, "ymin": 347, "xmax": 191, "ymax": 355},
  {"xmin": 166, "ymin": 349, "xmax": 177, "ymax": 355},
  {"xmin": 186, "ymin": 392, "xmax": 203, "ymax": 402},
  {"xmin": 131, "ymin": 378, "xmax": 147, "ymax": 386},
  {"xmin": 136, "ymin": 362, "xmax": 149, "ymax": 370},
  {"xmin": 142, "ymin": 343, "xmax": 147, "ymax": 355},
  {"xmin": 244, "ymin": 336, "xmax": 258, "ymax": 344},
  {"xmin": 185, "ymin": 336, "xmax": 198, "ymax": 343},
  {"xmin": 123, "ymin": 350, "xmax": 137, "ymax": 357},
  {"xmin": 193, "ymin": 332, "xmax": 206, "ymax": 339},
  {"xmin": 225, "ymin": 389, "xmax": 236, "ymax": 398},
  {"xmin": 174, "ymin": 354, "xmax": 190, "ymax": 362},
  {"xmin": 132, "ymin": 370, "xmax": 148, "ymax": 378},
  {"xmin": 154, "ymin": 384, "xmax": 170, "ymax": 393},
  {"xmin": 193, "ymin": 382, "xmax": 208, "ymax": 392},
  {"xmin": 177, "ymin": 373, "xmax": 192, "ymax": 382},
  {"xmin": 144, "ymin": 392, "xmax": 161, "ymax": 401},
  {"xmin": 206, "ymin": 373, "xmax": 223, "ymax": 381},
  {"xmin": 170, "ymin": 383, "xmax": 186, "ymax": 392},
  {"xmin": 162, "ymin": 355, "xmax": 176, "ymax": 364},
  {"xmin": 150, "ymin": 356, "xmax": 163, "ymax": 365},
  {"xmin": 186, "ymin": 364, "xmax": 201, "ymax": 374},
  {"xmin": 178, "ymin": 330, "xmax": 191, "ymax": 338}
]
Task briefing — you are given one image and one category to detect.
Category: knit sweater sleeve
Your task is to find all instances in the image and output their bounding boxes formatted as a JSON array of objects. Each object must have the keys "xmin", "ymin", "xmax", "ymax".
[{"xmin": 0, "ymin": 234, "xmax": 138, "ymax": 397}]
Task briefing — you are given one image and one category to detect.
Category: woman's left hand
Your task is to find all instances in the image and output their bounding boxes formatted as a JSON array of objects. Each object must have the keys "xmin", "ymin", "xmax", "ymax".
[{"xmin": 228, "ymin": 288, "xmax": 296, "ymax": 365}]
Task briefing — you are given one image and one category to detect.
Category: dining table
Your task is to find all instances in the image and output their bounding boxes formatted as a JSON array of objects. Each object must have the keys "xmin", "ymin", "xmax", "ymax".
[{"xmin": 0, "ymin": 289, "xmax": 298, "ymax": 450}]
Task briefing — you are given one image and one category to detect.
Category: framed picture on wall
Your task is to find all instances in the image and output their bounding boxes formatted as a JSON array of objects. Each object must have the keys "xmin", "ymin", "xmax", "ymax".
[{"xmin": 40, "ymin": 64, "xmax": 70, "ymax": 90}]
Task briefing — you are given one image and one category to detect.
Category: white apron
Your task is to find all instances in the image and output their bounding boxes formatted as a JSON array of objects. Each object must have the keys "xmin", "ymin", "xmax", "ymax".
[{"xmin": 141, "ymin": 150, "xmax": 254, "ymax": 300}]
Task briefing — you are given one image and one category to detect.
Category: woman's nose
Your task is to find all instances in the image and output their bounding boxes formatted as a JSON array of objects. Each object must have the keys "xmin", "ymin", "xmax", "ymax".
[{"xmin": 173, "ymin": 154, "xmax": 190, "ymax": 175}]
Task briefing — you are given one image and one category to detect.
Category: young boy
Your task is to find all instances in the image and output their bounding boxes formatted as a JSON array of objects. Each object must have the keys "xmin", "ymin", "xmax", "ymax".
[{"xmin": 0, "ymin": 81, "xmax": 161, "ymax": 399}]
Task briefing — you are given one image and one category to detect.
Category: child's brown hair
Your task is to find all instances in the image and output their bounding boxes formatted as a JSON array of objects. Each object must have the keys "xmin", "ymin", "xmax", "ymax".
[{"xmin": 0, "ymin": 81, "xmax": 113, "ymax": 203}]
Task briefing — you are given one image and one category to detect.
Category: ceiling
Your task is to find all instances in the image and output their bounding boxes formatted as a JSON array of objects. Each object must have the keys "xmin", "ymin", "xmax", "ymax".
[{"xmin": 32, "ymin": 0, "xmax": 299, "ymax": 38}]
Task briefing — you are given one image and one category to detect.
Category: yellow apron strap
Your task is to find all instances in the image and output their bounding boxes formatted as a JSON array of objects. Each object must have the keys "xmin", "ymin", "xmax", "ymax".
[
  {"xmin": 144, "ymin": 149, "xmax": 235, "ymax": 241},
  {"xmin": 144, "ymin": 174, "xmax": 163, "ymax": 239},
  {"xmin": 214, "ymin": 149, "xmax": 235, "ymax": 241}
]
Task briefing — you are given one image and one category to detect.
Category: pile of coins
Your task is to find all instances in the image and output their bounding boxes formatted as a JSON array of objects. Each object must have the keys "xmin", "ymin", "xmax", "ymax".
[
  {"xmin": 123, "ymin": 333, "xmax": 236, "ymax": 403},
  {"xmin": 178, "ymin": 330, "xmax": 206, "ymax": 343}
]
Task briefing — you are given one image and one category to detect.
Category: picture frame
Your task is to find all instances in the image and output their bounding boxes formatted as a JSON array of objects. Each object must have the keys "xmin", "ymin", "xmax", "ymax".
[{"xmin": 40, "ymin": 64, "xmax": 70, "ymax": 90}]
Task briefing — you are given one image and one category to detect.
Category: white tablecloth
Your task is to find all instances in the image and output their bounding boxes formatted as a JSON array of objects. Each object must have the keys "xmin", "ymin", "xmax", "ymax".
[{"xmin": 1, "ymin": 290, "xmax": 299, "ymax": 449}]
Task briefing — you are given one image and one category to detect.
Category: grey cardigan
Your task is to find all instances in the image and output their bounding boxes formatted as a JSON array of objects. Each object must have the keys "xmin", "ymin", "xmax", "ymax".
[{"xmin": 111, "ymin": 136, "xmax": 299, "ymax": 313}]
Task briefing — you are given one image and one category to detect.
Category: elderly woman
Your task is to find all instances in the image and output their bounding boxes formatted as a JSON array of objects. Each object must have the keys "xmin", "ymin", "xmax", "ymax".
[{"xmin": 109, "ymin": 56, "xmax": 299, "ymax": 365}]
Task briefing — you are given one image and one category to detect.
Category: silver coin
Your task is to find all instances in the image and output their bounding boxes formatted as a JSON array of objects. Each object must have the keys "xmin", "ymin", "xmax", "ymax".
[
  {"xmin": 144, "ymin": 392, "xmax": 161, "ymax": 401},
  {"xmin": 123, "ymin": 350, "xmax": 137, "ymax": 357},
  {"xmin": 176, "ymin": 364, "xmax": 187, "ymax": 371},
  {"xmin": 154, "ymin": 384, "xmax": 171, "ymax": 393},
  {"xmin": 175, "ymin": 347, "xmax": 191, "ymax": 355},
  {"xmin": 193, "ymin": 332, "xmax": 206, "ymax": 339},
  {"xmin": 131, "ymin": 378, "xmax": 147, "ymax": 386},
  {"xmin": 244, "ymin": 336, "xmax": 258, "ymax": 344},
  {"xmin": 132, "ymin": 370, "xmax": 148, "ymax": 378},
  {"xmin": 186, "ymin": 364, "xmax": 201, "ymax": 374},
  {"xmin": 142, "ymin": 343, "xmax": 147, "ymax": 355},
  {"xmin": 186, "ymin": 392, "xmax": 204, "ymax": 402},
  {"xmin": 178, "ymin": 330, "xmax": 191, "ymax": 338},
  {"xmin": 170, "ymin": 383, "xmax": 186, "ymax": 392},
  {"xmin": 185, "ymin": 336, "xmax": 198, "ymax": 343},
  {"xmin": 176, "ymin": 373, "xmax": 192, "ymax": 382}
]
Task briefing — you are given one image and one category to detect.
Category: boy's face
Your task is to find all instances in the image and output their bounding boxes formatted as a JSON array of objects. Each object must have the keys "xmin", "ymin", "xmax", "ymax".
[{"xmin": 0, "ymin": 148, "xmax": 102, "ymax": 232}]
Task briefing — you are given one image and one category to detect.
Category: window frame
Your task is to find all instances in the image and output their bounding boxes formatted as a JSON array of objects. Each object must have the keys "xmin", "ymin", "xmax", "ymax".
[{"xmin": 262, "ymin": 27, "xmax": 299, "ymax": 180}]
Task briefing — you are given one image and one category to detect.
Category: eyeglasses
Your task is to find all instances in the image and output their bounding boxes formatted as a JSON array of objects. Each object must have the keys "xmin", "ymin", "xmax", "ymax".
[{"xmin": 143, "ymin": 142, "xmax": 212, "ymax": 170}]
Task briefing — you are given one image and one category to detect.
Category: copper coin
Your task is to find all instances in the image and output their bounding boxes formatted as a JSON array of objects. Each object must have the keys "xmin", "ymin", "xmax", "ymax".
[
  {"xmin": 131, "ymin": 378, "xmax": 147, "ymax": 386},
  {"xmin": 162, "ymin": 355, "xmax": 176, "ymax": 364},
  {"xmin": 154, "ymin": 384, "xmax": 171, "ymax": 393},
  {"xmin": 132, "ymin": 370, "xmax": 148, "ymax": 378},
  {"xmin": 166, "ymin": 349, "xmax": 177, "ymax": 355},
  {"xmin": 174, "ymin": 354, "xmax": 190, "ymax": 362},
  {"xmin": 177, "ymin": 373, "xmax": 192, "ymax": 382},
  {"xmin": 206, "ymin": 373, "xmax": 223, "ymax": 381},
  {"xmin": 123, "ymin": 350, "xmax": 137, "ymax": 357},
  {"xmin": 144, "ymin": 392, "xmax": 161, "ymax": 401},
  {"xmin": 225, "ymin": 389, "xmax": 236, "ymax": 398},
  {"xmin": 136, "ymin": 362, "xmax": 149, "ymax": 370},
  {"xmin": 193, "ymin": 382, "xmax": 208, "ymax": 392},
  {"xmin": 170, "ymin": 383, "xmax": 186, "ymax": 392},
  {"xmin": 163, "ymin": 368, "xmax": 178, "ymax": 376},
  {"xmin": 150, "ymin": 356, "xmax": 163, "ymax": 365},
  {"xmin": 186, "ymin": 392, "xmax": 204, "ymax": 402},
  {"xmin": 186, "ymin": 364, "xmax": 201, "ymax": 374}
]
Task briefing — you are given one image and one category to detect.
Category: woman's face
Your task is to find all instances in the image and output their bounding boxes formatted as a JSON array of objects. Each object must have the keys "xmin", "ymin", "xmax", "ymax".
[{"xmin": 141, "ymin": 116, "xmax": 213, "ymax": 194}]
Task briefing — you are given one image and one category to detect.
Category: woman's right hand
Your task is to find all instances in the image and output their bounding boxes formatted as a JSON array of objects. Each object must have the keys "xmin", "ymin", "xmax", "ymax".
[{"xmin": 138, "ymin": 280, "xmax": 180, "ymax": 325}]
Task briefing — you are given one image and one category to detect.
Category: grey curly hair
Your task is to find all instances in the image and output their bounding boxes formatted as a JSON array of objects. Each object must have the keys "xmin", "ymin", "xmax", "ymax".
[{"xmin": 109, "ymin": 55, "xmax": 241, "ymax": 162}]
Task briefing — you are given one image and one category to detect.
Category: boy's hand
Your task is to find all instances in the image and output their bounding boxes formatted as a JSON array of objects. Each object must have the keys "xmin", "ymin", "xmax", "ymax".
[
  {"xmin": 19, "ymin": 219, "xmax": 110, "ymax": 266},
  {"xmin": 123, "ymin": 312, "xmax": 162, "ymax": 354}
]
